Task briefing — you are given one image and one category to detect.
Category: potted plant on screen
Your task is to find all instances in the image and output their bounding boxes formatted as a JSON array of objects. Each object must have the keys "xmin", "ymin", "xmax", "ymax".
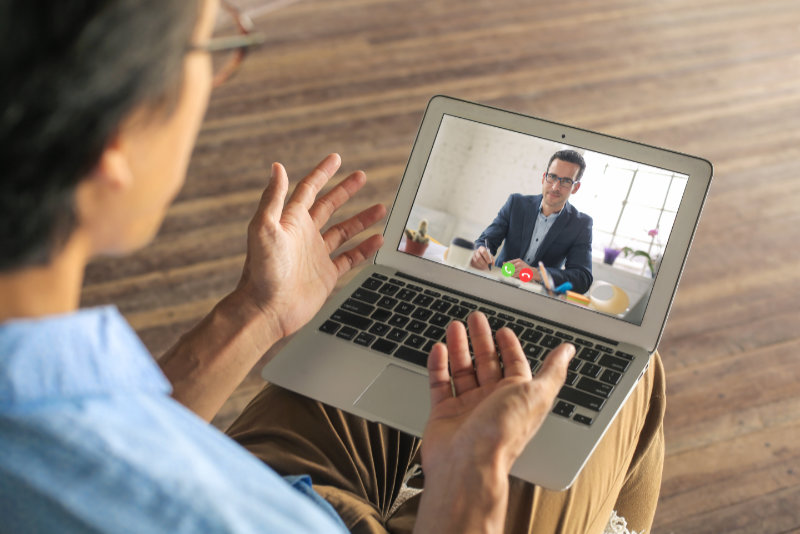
[{"xmin": 404, "ymin": 220, "xmax": 430, "ymax": 256}]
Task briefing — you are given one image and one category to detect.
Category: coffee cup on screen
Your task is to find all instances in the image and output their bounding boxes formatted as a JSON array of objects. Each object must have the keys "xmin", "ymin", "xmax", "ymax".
[{"xmin": 444, "ymin": 237, "xmax": 474, "ymax": 268}]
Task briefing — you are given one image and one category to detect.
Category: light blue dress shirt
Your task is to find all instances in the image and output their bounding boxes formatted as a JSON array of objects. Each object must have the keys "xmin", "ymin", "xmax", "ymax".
[
  {"xmin": 0, "ymin": 307, "xmax": 348, "ymax": 534},
  {"xmin": 523, "ymin": 205, "xmax": 563, "ymax": 266}
]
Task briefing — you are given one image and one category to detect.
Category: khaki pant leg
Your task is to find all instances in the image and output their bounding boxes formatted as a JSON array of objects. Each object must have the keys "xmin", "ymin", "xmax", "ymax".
[
  {"xmin": 225, "ymin": 383, "xmax": 421, "ymax": 534},
  {"xmin": 500, "ymin": 350, "xmax": 666, "ymax": 534}
]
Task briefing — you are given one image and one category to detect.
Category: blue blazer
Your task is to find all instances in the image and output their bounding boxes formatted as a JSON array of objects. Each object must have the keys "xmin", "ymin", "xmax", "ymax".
[{"xmin": 475, "ymin": 194, "xmax": 593, "ymax": 294}]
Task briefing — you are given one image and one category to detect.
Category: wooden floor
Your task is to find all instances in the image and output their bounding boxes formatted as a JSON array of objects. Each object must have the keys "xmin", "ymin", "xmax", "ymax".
[{"xmin": 81, "ymin": 0, "xmax": 800, "ymax": 531}]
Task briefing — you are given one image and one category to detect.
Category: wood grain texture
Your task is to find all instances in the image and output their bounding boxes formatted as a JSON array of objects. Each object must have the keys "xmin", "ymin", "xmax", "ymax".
[{"xmin": 80, "ymin": 0, "xmax": 800, "ymax": 531}]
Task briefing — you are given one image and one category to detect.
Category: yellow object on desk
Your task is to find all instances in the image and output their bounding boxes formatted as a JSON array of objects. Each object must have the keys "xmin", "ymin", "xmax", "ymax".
[
  {"xmin": 565, "ymin": 290, "xmax": 591, "ymax": 306},
  {"xmin": 588, "ymin": 282, "xmax": 630, "ymax": 315}
]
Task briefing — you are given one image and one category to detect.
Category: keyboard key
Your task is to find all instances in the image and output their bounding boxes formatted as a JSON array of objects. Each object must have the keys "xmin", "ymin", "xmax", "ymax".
[
  {"xmin": 411, "ymin": 308, "xmax": 433, "ymax": 321},
  {"xmin": 404, "ymin": 334, "xmax": 427, "ymax": 349},
  {"xmin": 331, "ymin": 310, "xmax": 372, "ymax": 330},
  {"xmin": 336, "ymin": 326, "xmax": 357, "ymax": 340},
  {"xmin": 574, "ymin": 338, "xmax": 594, "ymax": 347},
  {"xmin": 430, "ymin": 299, "xmax": 451, "ymax": 313},
  {"xmin": 388, "ymin": 328, "xmax": 408, "ymax": 342},
  {"xmin": 407, "ymin": 319, "xmax": 427, "ymax": 334},
  {"xmin": 430, "ymin": 313, "xmax": 450, "ymax": 327},
  {"xmin": 407, "ymin": 284, "xmax": 423, "ymax": 292},
  {"xmin": 377, "ymin": 296, "xmax": 398, "ymax": 309},
  {"xmin": 540, "ymin": 335, "xmax": 561, "ymax": 349},
  {"xmin": 395, "ymin": 346, "xmax": 429, "ymax": 367},
  {"xmin": 389, "ymin": 278, "xmax": 406, "ymax": 286},
  {"xmin": 447, "ymin": 306, "xmax": 469, "ymax": 319},
  {"xmin": 523, "ymin": 344, "xmax": 542, "ymax": 359},
  {"xmin": 369, "ymin": 323, "xmax": 391, "ymax": 336},
  {"xmin": 361, "ymin": 277, "xmax": 383, "ymax": 290},
  {"xmin": 552, "ymin": 401, "xmax": 575, "ymax": 418},
  {"xmin": 599, "ymin": 354, "xmax": 630, "ymax": 373},
  {"xmin": 536, "ymin": 325, "xmax": 554, "ymax": 334},
  {"xmin": 578, "ymin": 348, "xmax": 600, "ymax": 362},
  {"xmin": 521, "ymin": 329, "xmax": 543, "ymax": 344},
  {"xmin": 371, "ymin": 308, "xmax": 392, "ymax": 322},
  {"xmin": 498, "ymin": 312, "xmax": 515, "ymax": 322},
  {"xmin": 388, "ymin": 314, "xmax": 410, "ymax": 327},
  {"xmin": 442, "ymin": 295, "xmax": 459, "ymax": 303},
  {"xmin": 557, "ymin": 386, "xmax": 605, "ymax": 412},
  {"xmin": 378, "ymin": 283, "xmax": 401, "ymax": 296},
  {"xmin": 600, "ymin": 369, "xmax": 622, "ymax": 385},
  {"xmin": 423, "ymin": 340, "xmax": 437, "ymax": 352},
  {"xmin": 565, "ymin": 371, "xmax": 579, "ymax": 386},
  {"xmin": 354, "ymin": 332, "xmax": 376, "ymax": 346},
  {"xmin": 424, "ymin": 289, "xmax": 441, "ymax": 297},
  {"xmin": 595, "ymin": 344, "xmax": 614, "ymax": 354},
  {"xmin": 516, "ymin": 319, "xmax": 534, "ymax": 327},
  {"xmin": 478, "ymin": 307, "xmax": 496, "ymax": 315},
  {"xmin": 396, "ymin": 302, "xmax": 415, "ymax": 315},
  {"xmin": 529, "ymin": 360, "xmax": 542, "ymax": 375},
  {"xmin": 341, "ymin": 298, "xmax": 375, "ymax": 316},
  {"xmin": 412, "ymin": 294, "xmax": 434, "ymax": 307},
  {"xmin": 555, "ymin": 332, "xmax": 574, "ymax": 341},
  {"xmin": 487, "ymin": 317, "xmax": 506, "ymax": 330},
  {"xmin": 505, "ymin": 323, "xmax": 524, "ymax": 337},
  {"xmin": 423, "ymin": 325, "xmax": 446, "ymax": 340},
  {"xmin": 461, "ymin": 302, "xmax": 477, "ymax": 310},
  {"xmin": 372, "ymin": 338, "xmax": 397, "ymax": 354},
  {"xmin": 579, "ymin": 363, "xmax": 602, "ymax": 378},
  {"xmin": 573, "ymin": 414, "xmax": 593, "ymax": 425},
  {"xmin": 319, "ymin": 320, "xmax": 340, "ymax": 334},
  {"xmin": 576, "ymin": 376, "xmax": 614, "ymax": 399},
  {"xmin": 353, "ymin": 288, "xmax": 381, "ymax": 304},
  {"xmin": 396, "ymin": 288, "xmax": 418, "ymax": 302},
  {"xmin": 568, "ymin": 358, "xmax": 582, "ymax": 372},
  {"xmin": 372, "ymin": 273, "xmax": 388, "ymax": 281},
  {"xmin": 615, "ymin": 350, "xmax": 635, "ymax": 361}
]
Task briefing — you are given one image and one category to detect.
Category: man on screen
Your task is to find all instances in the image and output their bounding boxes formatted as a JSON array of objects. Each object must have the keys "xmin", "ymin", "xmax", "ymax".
[{"xmin": 470, "ymin": 149, "xmax": 594, "ymax": 294}]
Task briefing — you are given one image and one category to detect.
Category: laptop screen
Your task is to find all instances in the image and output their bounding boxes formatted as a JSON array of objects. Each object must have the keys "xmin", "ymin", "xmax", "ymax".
[{"xmin": 398, "ymin": 114, "xmax": 688, "ymax": 325}]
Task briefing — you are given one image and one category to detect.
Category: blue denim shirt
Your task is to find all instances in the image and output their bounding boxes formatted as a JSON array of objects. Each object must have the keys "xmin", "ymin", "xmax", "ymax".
[{"xmin": 0, "ymin": 307, "xmax": 348, "ymax": 533}]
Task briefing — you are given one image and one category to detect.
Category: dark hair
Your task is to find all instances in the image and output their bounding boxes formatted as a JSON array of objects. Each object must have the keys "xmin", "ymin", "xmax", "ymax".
[
  {"xmin": 0, "ymin": 0, "xmax": 200, "ymax": 272},
  {"xmin": 546, "ymin": 149, "xmax": 587, "ymax": 182}
]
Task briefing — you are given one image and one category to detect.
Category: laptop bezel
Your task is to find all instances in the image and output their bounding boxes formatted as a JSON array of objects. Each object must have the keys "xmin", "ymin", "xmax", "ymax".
[{"xmin": 375, "ymin": 95, "xmax": 712, "ymax": 351}]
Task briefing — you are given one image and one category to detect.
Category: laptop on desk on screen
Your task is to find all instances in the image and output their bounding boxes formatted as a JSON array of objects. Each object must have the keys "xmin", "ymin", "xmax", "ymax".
[{"xmin": 262, "ymin": 95, "xmax": 712, "ymax": 490}]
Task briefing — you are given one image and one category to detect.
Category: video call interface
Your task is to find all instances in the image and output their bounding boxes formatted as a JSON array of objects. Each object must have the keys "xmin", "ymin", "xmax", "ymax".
[{"xmin": 399, "ymin": 115, "xmax": 689, "ymax": 325}]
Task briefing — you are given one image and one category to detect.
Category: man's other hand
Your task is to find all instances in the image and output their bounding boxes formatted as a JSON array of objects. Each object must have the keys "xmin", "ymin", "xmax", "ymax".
[{"xmin": 414, "ymin": 312, "xmax": 574, "ymax": 533}]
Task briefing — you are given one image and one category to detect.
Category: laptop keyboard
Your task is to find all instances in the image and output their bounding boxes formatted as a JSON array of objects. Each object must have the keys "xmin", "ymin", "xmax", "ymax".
[{"xmin": 318, "ymin": 273, "xmax": 635, "ymax": 427}]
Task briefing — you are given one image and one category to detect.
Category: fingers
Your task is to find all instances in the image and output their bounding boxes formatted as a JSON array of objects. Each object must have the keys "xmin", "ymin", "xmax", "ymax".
[
  {"xmin": 331, "ymin": 234, "xmax": 384, "ymax": 276},
  {"xmin": 495, "ymin": 327, "xmax": 531, "ymax": 380},
  {"xmin": 427, "ymin": 342, "xmax": 454, "ymax": 406},
  {"xmin": 309, "ymin": 169, "xmax": 367, "ymax": 230},
  {"xmin": 323, "ymin": 203, "xmax": 387, "ymax": 254},
  {"xmin": 533, "ymin": 343, "xmax": 575, "ymax": 397},
  {"xmin": 254, "ymin": 162, "xmax": 290, "ymax": 226},
  {"xmin": 468, "ymin": 312, "xmax": 502, "ymax": 385},
  {"xmin": 446, "ymin": 320, "xmax": 478, "ymax": 395},
  {"xmin": 288, "ymin": 153, "xmax": 342, "ymax": 210}
]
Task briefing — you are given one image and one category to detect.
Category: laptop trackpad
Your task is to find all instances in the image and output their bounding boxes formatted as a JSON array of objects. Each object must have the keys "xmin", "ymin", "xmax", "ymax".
[{"xmin": 354, "ymin": 364, "xmax": 431, "ymax": 434}]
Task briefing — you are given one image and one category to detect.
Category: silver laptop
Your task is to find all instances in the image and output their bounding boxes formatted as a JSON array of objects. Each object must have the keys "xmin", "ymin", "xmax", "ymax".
[{"xmin": 262, "ymin": 95, "xmax": 712, "ymax": 490}]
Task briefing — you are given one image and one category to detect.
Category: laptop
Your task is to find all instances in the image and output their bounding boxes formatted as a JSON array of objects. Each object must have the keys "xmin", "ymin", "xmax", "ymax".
[{"xmin": 262, "ymin": 95, "xmax": 712, "ymax": 490}]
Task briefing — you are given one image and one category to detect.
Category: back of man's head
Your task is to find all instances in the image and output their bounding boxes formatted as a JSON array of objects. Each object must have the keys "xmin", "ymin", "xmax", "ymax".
[{"xmin": 0, "ymin": 1, "xmax": 199, "ymax": 272}]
